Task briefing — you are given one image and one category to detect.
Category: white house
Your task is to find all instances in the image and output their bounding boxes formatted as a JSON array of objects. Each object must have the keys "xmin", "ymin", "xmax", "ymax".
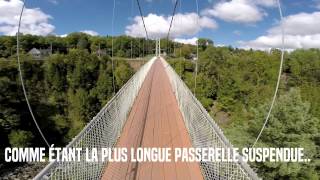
[{"xmin": 28, "ymin": 48, "xmax": 51, "ymax": 59}]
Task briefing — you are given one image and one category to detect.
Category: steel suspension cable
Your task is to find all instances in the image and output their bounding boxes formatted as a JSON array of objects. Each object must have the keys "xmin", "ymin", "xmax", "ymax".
[
  {"xmin": 193, "ymin": 0, "xmax": 199, "ymax": 96},
  {"xmin": 17, "ymin": 0, "xmax": 50, "ymax": 147},
  {"xmin": 131, "ymin": 0, "xmax": 134, "ymax": 59},
  {"xmin": 166, "ymin": 0, "xmax": 179, "ymax": 55},
  {"xmin": 135, "ymin": 0, "xmax": 149, "ymax": 59},
  {"xmin": 178, "ymin": 0, "xmax": 183, "ymax": 77},
  {"xmin": 135, "ymin": 0, "xmax": 149, "ymax": 40},
  {"xmin": 252, "ymin": 0, "xmax": 285, "ymax": 147},
  {"xmin": 111, "ymin": 0, "xmax": 116, "ymax": 94}
]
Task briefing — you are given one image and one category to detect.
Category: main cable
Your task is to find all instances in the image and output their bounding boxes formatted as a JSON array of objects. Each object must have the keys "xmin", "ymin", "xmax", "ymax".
[
  {"xmin": 135, "ymin": 0, "xmax": 149, "ymax": 58},
  {"xmin": 252, "ymin": 0, "xmax": 285, "ymax": 147},
  {"xmin": 131, "ymin": 0, "xmax": 134, "ymax": 59},
  {"xmin": 17, "ymin": 0, "xmax": 50, "ymax": 147},
  {"xmin": 135, "ymin": 0, "xmax": 149, "ymax": 40},
  {"xmin": 194, "ymin": 0, "xmax": 199, "ymax": 96},
  {"xmin": 111, "ymin": 0, "xmax": 116, "ymax": 94},
  {"xmin": 166, "ymin": 0, "xmax": 179, "ymax": 55},
  {"xmin": 179, "ymin": 0, "xmax": 183, "ymax": 77}
]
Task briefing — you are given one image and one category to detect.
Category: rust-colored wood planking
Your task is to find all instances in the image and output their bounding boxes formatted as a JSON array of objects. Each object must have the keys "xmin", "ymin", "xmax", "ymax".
[{"xmin": 102, "ymin": 59, "xmax": 203, "ymax": 180}]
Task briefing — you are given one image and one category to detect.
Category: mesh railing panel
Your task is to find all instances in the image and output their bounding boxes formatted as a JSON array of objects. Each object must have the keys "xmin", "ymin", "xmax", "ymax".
[
  {"xmin": 161, "ymin": 58, "xmax": 259, "ymax": 180},
  {"xmin": 35, "ymin": 57, "xmax": 157, "ymax": 180}
]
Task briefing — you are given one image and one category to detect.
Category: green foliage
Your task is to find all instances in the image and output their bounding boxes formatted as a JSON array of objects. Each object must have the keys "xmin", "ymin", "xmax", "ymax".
[
  {"xmin": 115, "ymin": 60, "xmax": 134, "ymax": 88},
  {"xmin": 0, "ymin": 36, "xmax": 15, "ymax": 58},
  {"xmin": 0, "ymin": 34, "xmax": 157, "ymax": 59},
  {"xmin": 198, "ymin": 38, "xmax": 214, "ymax": 51},
  {"xmin": 66, "ymin": 32, "xmax": 89, "ymax": 49},
  {"xmin": 0, "ymin": 48, "xmax": 135, "ymax": 147},
  {"xmin": 0, "ymin": 108, "xmax": 19, "ymax": 131},
  {"xmin": 287, "ymin": 49, "xmax": 320, "ymax": 83},
  {"xmin": 90, "ymin": 67, "xmax": 114, "ymax": 105},
  {"xmin": 1, "ymin": 34, "xmax": 319, "ymax": 178},
  {"xmin": 67, "ymin": 88, "xmax": 90, "ymax": 138},
  {"xmin": 77, "ymin": 37, "xmax": 89, "ymax": 49},
  {"xmin": 194, "ymin": 73, "xmax": 215, "ymax": 109},
  {"xmin": 116, "ymin": 49, "xmax": 126, "ymax": 57},
  {"xmin": 174, "ymin": 44, "xmax": 195, "ymax": 59},
  {"xmin": 249, "ymin": 89, "xmax": 319, "ymax": 179},
  {"xmin": 44, "ymin": 54, "xmax": 68, "ymax": 91},
  {"xmin": 8, "ymin": 130, "xmax": 34, "ymax": 147},
  {"xmin": 169, "ymin": 47, "xmax": 320, "ymax": 179}
]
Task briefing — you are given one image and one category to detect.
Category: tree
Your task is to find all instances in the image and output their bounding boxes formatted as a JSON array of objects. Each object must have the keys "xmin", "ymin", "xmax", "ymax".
[
  {"xmin": 77, "ymin": 37, "xmax": 89, "ymax": 50},
  {"xmin": 45, "ymin": 54, "xmax": 68, "ymax": 92},
  {"xmin": 198, "ymin": 38, "xmax": 214, "ymax": 51},
  {"xmin": 19, "ymin": 34, "xmax": 39, "ymax": 52},
  {"xmin": 67, "ymin": 88, "xmax": 90, "ymax": 138},
  {"xmin": 180, "ymin": 45, "xmax": 193, "ymax": 59},
  {"xmin": 116, "ymin": 49, "xmax": 126, "ymax": 57},
  {"xmin": 115, "ymin": 61, "xmax": 134, "ymax": 88},
  {"xmin": 90, "ymin": 68, "xmax": 113, "ymax": 105},
  {"xmin": 66, "ymin": 32, "xmax": 90, "ymax": 49},
  {"xmin": 0, "ymin": 36, "xmax": 15, "ymax": 58},
  {"xmin": 8, "ymin": 130, "xmax": 34, "ymax": 147},
  {"xmin": 249, "ymin": 88, "xmax": 319, "ymax": 179}
]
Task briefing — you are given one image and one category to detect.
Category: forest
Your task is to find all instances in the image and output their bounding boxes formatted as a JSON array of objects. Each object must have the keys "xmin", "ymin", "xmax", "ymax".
[
  {"xmin": 0, "ymin": 33, "xmax": 319, "ymax": 179},
  {"xmin": 169, "ymin": 46, "xmax": 320, "ymax": 179}
]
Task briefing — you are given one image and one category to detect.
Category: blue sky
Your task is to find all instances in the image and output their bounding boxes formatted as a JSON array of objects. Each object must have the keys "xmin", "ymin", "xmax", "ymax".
[{"xmin": 1, "ymin": 0, "xmax": 320, "ymax": 49}]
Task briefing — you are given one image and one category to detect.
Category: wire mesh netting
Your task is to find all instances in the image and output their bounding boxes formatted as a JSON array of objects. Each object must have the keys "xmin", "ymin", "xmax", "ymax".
[
  {"xmin": 35, "ymin": 57, "xmax": 157, "ymax": 180},
  {"xmin": 35, "ymin": 56, "xmax": 259, "ymax": 180},
  {"xmin": 161, "ymin": 58, "xmax": 259, "ymax": 180}
]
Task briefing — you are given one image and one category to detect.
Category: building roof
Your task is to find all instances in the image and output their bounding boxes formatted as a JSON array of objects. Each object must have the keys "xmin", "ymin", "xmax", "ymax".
[{"xmin": 28, "ymin": 48, "xmax": 41, "ymax": 55}]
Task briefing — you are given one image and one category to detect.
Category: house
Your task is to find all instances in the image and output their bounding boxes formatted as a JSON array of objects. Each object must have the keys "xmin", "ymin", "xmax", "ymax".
[
  {"xmin": 28, "ymin": 48, "xmax": 51, "ymax": 59},
  {"xmin": 95, "ymin": 49, "xmax": 107, "ymax": 57},
  {"xmin": 28, "ymin": 48, "xmax": 41, "ymax": 59}
]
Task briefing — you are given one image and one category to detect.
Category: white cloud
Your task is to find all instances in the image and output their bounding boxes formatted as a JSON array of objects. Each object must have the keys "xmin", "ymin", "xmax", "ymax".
[
  {"xmin": 254, "ymin": 0, "xmax": 277, "ymax": 7},
  {"xmin": 268, "ymin": 12, "xmax": 320, "ymax": 36},
  {"xmin": 0, "ymin": 0, "xmax": 55, "ymax": 36},
  {"xmin": 174, "ymin": 37, "xmax": 198, "ymax": 45},
  {"xmin": 125, "ymin": 13, "xmax": 217, "ymax": 39},
  {"xmin": 239, "ymin": 34, "xmax": 320, "ymax": 50},
  {"xmin": 203, "ymin": 0, "xmax": 267, "ymax": 24},
  {"xmin": 216, "ymin": 44, "xmax": 227, "ymax": 47},
  {"xmin": 58, "ymin": 34, "xmax": 68, "ymax": 38},
  {"xmin": 81, "ymin": 30, "xmax": 99, "ymax": 36},
  {"xmin": 239, "ymin": 12, "xmax": 320, "ymax": 50}
]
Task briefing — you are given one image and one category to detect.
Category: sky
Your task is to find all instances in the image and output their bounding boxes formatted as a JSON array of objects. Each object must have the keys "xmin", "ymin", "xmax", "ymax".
[{"xmin": 1, "ymin": 0, "xmax": 320, "ymax": 50}]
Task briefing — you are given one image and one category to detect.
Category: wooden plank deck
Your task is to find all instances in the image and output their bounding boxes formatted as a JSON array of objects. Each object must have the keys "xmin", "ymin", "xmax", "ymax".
[{"xmin": 101, "ymin": 59, "xmax": 203, "ymax": 180}]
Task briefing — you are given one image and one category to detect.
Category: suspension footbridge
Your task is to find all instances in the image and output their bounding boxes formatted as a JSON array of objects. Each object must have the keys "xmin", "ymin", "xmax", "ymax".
[
  {"xmin": 34, "ymin": 42, "xmax": 259, "ymax": 179},
  {"xmin": 15, "ymin": 0, "xmax": 286, "ymax": 179}
]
